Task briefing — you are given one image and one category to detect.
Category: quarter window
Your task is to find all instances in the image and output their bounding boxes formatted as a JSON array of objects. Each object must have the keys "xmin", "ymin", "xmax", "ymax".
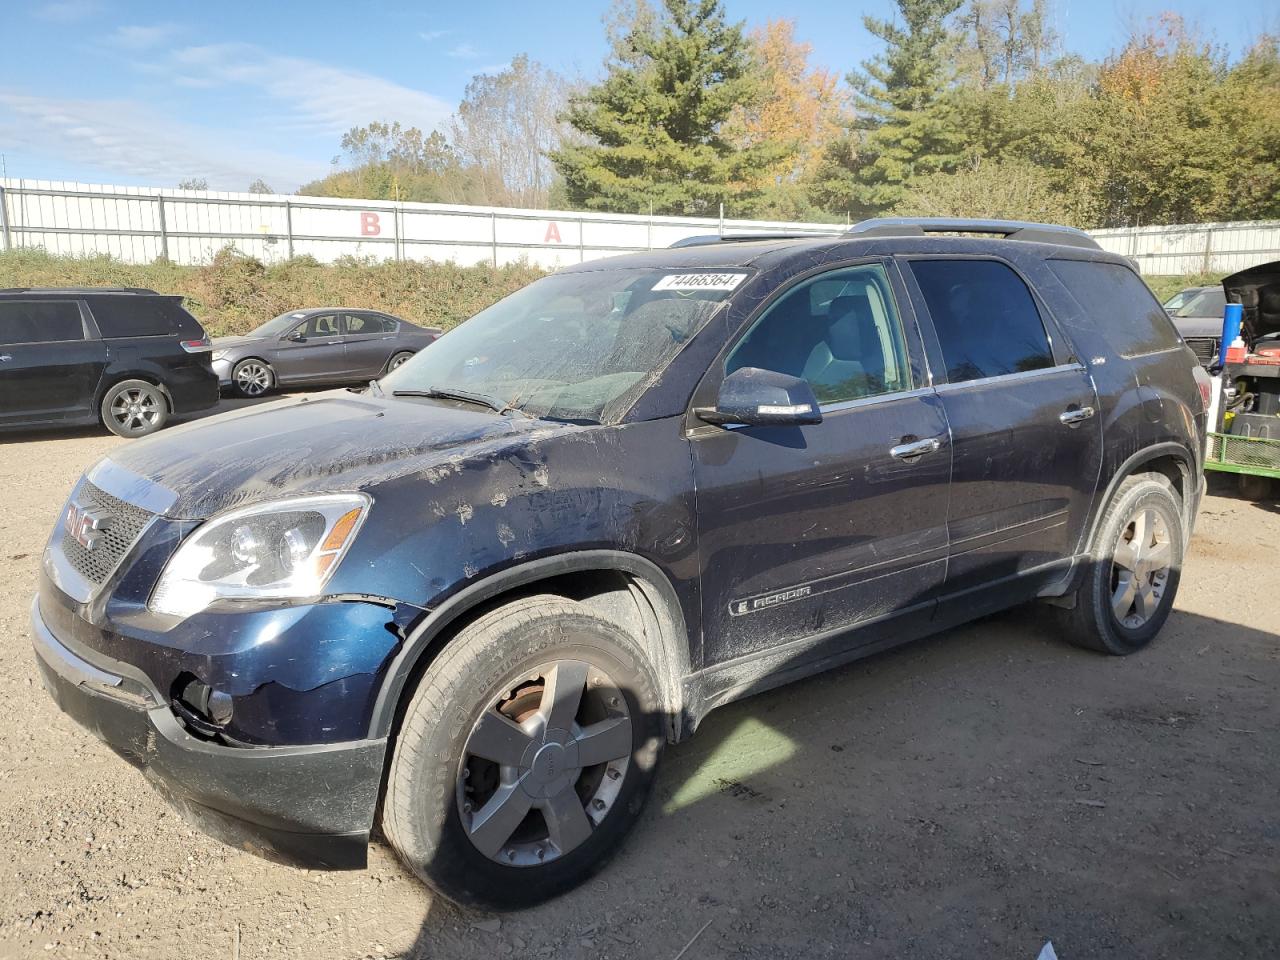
[
  {"xmin": 1048, "ymin": 259, "xmax": 1182, "ymax": 357},
  {"xmin": 909, "ymin": 259, "xmax": 1054, "ymax": 383},
  {"xmin": 726, "ymin": 263, "xmax": 911, "ymax": 405},
  {"xmin": 0, "ymin": 301, "xmax": 84, "ymax": 345}
]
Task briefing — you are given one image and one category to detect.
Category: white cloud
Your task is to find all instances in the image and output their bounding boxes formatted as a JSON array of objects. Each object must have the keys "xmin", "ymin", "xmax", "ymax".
[
  {"xmin": 419, "ymin": 29, "xmax": 450, "ymax": 42},
  {"xmin": 0, "ymin": 90, "xmax": 330, "ymax": 190},
  {"xmin": 33, "ymin": 0, "xmax": 101, "ymax": 23},
  {"xmin": 110, "ymin": 23, "xmax": 183, "ymax": 50},
  {"xmin": 447, "ymin": 42, "xmax": 480, "ymax": 59},
  {"xmin": 166, "ymin": 43, "xmax": 455, "ymax": 135}
]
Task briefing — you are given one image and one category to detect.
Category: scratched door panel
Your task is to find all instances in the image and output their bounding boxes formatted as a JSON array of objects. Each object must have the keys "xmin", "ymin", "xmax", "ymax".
[{"xmin": 693, "ymin": 391, "xmax": 951, "ymax": 667}]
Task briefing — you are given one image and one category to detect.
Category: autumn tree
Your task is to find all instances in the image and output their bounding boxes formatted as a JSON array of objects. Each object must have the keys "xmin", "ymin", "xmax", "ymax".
[
  {"xmin": 724, "ymin": 19, "xmax": 847, "ymax": 219},
  {"xmin": 450, "ymin": 56, "xmax": 575, "ymax": 208},
  {"xmin": 247, "ymin": 178, "xmax": 273, "ymax": 194}
]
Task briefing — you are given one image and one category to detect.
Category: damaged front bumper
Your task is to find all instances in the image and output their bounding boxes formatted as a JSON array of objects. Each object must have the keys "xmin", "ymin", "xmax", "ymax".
[{"xmin": 30, "ymin": 590, "xmax": 395, "ymax": 869}]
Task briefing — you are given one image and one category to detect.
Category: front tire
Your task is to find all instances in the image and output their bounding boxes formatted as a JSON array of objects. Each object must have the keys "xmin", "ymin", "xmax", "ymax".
[
  {"xmin": 232, "ymin": 359, "xmax": 273, "ymax": 398},
  {"xmin": 383, "ymin": 595, "xmax": 664, "ymax": 910},
  {"xmin": 101, "ymin": 380, "xmax": 168, "ymax": 438},
  {"xmin": 1055, "ymin": 473, "xmax": 1184, "ymax": 655}
]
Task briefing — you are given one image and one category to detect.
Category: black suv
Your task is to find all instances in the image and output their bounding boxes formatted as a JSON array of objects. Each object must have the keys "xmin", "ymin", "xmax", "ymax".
[
  {"xmin": 31, "ymin": 220, "xmax": 1209, "ymax": 909},
  {"xmin": 0, "ymin": 288, "xmax": 217, "ymax": 437}
]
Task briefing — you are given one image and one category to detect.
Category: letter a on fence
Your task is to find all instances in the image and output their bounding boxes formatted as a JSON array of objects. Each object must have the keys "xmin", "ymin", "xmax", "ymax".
[{"xmin": 544, "ymin": 222, "xmax": 561, "ymax": 243}]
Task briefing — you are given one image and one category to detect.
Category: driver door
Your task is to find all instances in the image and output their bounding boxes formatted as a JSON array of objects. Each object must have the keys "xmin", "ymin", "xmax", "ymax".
[
  {"xmin": 690, "ymin": 262, "xmax": 952, "ymax": 678},
  {"xmin": 275, "ymin": 312, "xmax": 348, "ymax": 383}
]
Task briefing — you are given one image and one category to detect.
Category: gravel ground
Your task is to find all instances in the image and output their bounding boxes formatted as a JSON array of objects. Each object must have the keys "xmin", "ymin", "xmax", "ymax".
[{"xmin": 1, "ymin": 403, "xmax": 1277, "ymax": 960}]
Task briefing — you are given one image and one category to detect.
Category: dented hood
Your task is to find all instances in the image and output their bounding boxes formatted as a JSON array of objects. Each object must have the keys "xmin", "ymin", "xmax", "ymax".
[{"xmin": 102, "ymin": 390, "xmax": 571, "ymax": 519}]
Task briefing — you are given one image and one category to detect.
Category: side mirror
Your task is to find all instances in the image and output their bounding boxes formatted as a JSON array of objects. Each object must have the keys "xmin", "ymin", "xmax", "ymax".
[
  {"xmin": 696, "ymin": 367, "xmax": 823, "ymax": 427},
  {"xmin": 287, "ymin": 331, "xmax": 307, "ymax": 343}
]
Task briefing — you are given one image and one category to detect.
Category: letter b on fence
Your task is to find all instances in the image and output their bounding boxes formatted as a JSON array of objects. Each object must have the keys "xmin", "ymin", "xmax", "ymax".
[{"xmin": 360, "ymin": 212, "xmax": 381, "ymax": 236}]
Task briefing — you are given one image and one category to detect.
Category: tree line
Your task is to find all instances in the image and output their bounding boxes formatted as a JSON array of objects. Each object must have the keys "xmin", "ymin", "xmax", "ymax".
[{"xmin": 289, "ymin": 0, "xmax": 1279, "ymax": 229}]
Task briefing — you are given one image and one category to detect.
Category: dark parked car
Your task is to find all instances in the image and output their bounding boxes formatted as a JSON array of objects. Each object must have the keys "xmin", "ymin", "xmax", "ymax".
[
  {"xmin": 211, "ymin": 308, "xmax": 441, "ymax": 397},
  {"xmin": 1164, "ymin": 284, "xmax": 1228, "ymax": 366},
  {"xmin": 32, "ymin": 219, "xmax": 1209, "ymax": 910},
  {"xmin": 0, "ymin": 287, "xmax": 216, "ymax": 437}
]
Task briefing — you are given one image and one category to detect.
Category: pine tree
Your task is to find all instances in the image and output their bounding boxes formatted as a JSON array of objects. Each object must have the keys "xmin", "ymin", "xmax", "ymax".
[
  {"xmin": 551, "ymin": 0, "xmax": 779, "ymax": 215},
  {"xmin": 845, "ymin": 0, "xmax": 965, "ymax": 212}
]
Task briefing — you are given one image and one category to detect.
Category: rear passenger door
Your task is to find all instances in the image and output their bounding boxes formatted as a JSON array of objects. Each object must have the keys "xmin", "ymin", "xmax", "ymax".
[
  {"xmin": 902, "ymin": 257, "xmax": 1102, "ymax": 601},
  {"xmin": 342, "ymin": 312, "xmax": 397, "ymax": 377},
  {"xmin": 692, "ymin": 261, "xmax": 952, "ymax": 673},
  {"xmin": 0, "ymin": 299, "xmax": 106, "ymax": 426}
]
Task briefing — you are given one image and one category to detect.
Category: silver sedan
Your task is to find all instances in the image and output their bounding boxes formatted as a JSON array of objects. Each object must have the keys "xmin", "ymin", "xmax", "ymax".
[{"xmin": 211, "ymin": 308, "xmax": 442, "ymax": 397}]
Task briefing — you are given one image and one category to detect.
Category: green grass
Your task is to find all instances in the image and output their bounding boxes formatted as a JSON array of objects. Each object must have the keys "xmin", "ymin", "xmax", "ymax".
[{"xmin": 0, "ymin": 248, "xmax": 545, "ymax": 337}]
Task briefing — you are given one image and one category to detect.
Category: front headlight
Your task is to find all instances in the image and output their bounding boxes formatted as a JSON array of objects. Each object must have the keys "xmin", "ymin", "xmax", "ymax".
[{"xmin": 149, "ymin": 494, "xmax": 371, "ymax": 618}]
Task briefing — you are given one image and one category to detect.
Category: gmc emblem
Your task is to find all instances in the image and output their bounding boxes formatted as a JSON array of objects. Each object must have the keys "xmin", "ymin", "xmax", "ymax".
[{"xmin": 64, "ymin": 501, "xmax": 110, "ymax": 551}]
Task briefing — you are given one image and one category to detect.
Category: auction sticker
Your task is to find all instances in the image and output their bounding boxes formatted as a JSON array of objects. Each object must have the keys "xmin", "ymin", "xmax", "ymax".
[{"xmin": 652, "ymin": 272, "xmax": 748, "ymax": 291}]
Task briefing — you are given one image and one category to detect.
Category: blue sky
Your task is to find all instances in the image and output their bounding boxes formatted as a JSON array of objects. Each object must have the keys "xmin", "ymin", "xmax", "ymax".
[{"xmin": 0, "ymin": 0, "xmax": 1272, "ymax": 192}]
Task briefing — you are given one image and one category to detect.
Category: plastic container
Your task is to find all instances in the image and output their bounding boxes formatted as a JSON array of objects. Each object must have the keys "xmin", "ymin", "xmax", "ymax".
[{"xmin": 1218, "ymin": 302, "xmax": 1244, "ymax": 365}]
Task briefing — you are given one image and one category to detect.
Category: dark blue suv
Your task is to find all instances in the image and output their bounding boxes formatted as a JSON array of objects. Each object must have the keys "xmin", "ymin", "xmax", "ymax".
[{"xmin": 31, "ymin": 219, "xmax": 1209, "ymax": 909}]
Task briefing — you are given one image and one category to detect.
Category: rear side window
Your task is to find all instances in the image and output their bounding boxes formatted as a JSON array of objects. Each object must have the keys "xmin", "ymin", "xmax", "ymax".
[
  {"xmin": 346, "ymin": 313, "xmax": 395, "ymax": 334},
  {"xmin": 1049, "ymin": 259, "xmax": 1183, "ymax": 357},
  {"xmin": 86, "ymin": 296, "xmax": 196, "ymax": 338},
  {"xmin": 909, "ymin": 259, "xmax": 1054, "ymax": 383},
  {"xmin": 0, "ymin": 300, "xmax": 84, "ymax": 345}
]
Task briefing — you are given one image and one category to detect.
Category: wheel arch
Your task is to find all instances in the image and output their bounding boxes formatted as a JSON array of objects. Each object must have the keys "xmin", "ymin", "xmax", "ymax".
[
  {"xmin": 1085, "ymin": 442, "xmax": 1199, "ymax": 554},
  {"xmin": 368, "ymin": 550, "xmax": 693, "ymax": 746},
  {"xmin": 96, "ymin": 373, "xmax": 174, "ymax": 416}
]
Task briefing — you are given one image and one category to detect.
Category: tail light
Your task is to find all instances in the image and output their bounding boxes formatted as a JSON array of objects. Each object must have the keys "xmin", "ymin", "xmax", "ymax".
[
  {"xmin": 1191, "ymin": 364, "xmax": 1213, "ymax": 413},
  {"xmin": 180, "ymin": 336, "xmax": 212, "ymax": 353}
]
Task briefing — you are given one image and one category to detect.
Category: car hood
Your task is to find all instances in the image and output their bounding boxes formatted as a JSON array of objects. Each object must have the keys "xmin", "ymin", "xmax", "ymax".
[
  {"xmin": 210, "ymin": 335, "xmax": 261, "ymax": 351},
  {"xmin": 100, "ymin": 390, "xmax": 573, "ymax": 519},
  {"xmin": 1169, "ymin": 314, "xmax": 1225, "ymax": 338}
]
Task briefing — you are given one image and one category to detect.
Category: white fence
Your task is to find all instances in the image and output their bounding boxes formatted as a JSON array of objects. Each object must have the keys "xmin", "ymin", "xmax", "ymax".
[
  {"xmin": 0, "ymin": 179, "xmax": 841, "ymax": 270},
  {"xmin": 2, "ymin": 178, "xmax": 1278, "ymax": 275},
  {"xmin": 1090, "ymin": 221, "xmax": 1280, "ymax": 275}
]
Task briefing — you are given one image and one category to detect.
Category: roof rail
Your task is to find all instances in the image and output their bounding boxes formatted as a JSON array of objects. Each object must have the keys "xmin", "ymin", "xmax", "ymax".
[
  {"xmin": 846, "ymin": 217, "xmax": 1100, "ymax": 251},
  {"xmin": 0, "ymin": 286, "xmax": 161, "ymax": 295},
  {"xmin": 668, "ymin": 231, "xmax": 841, "ymax": 249}
]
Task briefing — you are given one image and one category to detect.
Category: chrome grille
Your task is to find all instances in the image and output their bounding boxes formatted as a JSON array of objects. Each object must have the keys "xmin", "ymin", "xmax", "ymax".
[
  {"xmin": 1185, "ymin": 337, "xmax": 1219, "ymax": 366},
  {"xmin": 59, "ymin": 482, "xmax": 155, "ymax": 585}
]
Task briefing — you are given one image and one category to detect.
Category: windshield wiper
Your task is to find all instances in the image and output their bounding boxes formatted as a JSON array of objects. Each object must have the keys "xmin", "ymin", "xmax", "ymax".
[{"xmin": 392, "ymin": 386, "xmax": 529, "ymax": 418}]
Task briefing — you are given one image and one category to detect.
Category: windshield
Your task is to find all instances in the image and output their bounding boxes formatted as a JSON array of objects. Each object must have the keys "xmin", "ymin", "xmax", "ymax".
[
  {"xmin": 1171, "ymin": 288, "xmax": 1226, "ymax": 318},
  {"xmin": 249, "ymin": 312, "xmax": 309, "ymax": 337},
  {"xmin": 381, "ymin": 267, "xmax": 747, "ymax": 423}
]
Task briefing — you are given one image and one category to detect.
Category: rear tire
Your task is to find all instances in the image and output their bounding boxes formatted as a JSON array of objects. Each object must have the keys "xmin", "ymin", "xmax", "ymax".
[
  {"xmin": 383, "ymin": 595, "xmax": 664, "ymax": 910},
  {"xmin": 1054, "ymin": 473, "xmax": 1184, "ymax": 655},
  {"xmin": 101, "ymin": 380, "xmax": 168, "ymax": 438},
  {"xmin": 386, "ymin": 351, "xmax": 414, "ymax": 373}
]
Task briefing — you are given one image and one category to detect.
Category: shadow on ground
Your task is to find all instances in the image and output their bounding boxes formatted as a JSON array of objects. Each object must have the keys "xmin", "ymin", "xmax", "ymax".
[{"xmin": 397, "ymin": 604, "xmax": 1278, "ymax": 959}]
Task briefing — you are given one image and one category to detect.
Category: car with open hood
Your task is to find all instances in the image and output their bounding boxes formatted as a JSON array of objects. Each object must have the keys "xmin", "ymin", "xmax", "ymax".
[{"xmin": 31, "ymin": 218, "xmax": 1208, "ymax": 909}]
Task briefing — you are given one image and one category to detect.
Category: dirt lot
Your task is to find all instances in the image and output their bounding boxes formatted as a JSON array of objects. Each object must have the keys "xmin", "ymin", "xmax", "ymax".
[{"xmin": 1, "ymin": 402, "xmax": 1277, "ymax": 960}]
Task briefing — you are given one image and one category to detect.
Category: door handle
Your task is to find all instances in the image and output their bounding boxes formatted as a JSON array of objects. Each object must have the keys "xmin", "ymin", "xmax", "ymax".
[
  {"xmin": 890, "ymin": 437, "xmax": 941, "ymax": 460},
  {"xmin": 0, "ymin": 355, "xmax": 12, "ymax": 362},
  {"xmin": 1059, "ymin": 405, "xmax": 1096, "ymax": 426}
]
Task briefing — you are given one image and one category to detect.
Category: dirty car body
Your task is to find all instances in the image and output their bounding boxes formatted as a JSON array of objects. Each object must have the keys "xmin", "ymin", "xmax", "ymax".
[{"xmin": 32, "ymin": 222, "xmax": 1207, "ymax": 891}]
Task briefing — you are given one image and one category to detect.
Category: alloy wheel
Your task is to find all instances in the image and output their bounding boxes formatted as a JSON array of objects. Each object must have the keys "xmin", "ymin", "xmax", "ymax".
[
  {"xmin": 456, "ymin": 659, "xmax": 633, "ymax": 866},
  {"xmin": 109, "ymin": 387, "xmax": 162, "ymax": 435},
  {"xmin": 235, "ymin": 362, "xmax": 270, "ymax": 396},
  {"xmin": 389, "ymin": 352, "xmax": 412, "ymax": 370},
  {"xmin": 1110, "ymin": 506, "xmax": 1173, "ymax": 628}
]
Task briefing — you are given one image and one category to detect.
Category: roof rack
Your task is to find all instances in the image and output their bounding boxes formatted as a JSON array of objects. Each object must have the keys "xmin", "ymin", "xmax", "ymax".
[
  {"xmin": 668, "ymin": 232, "xmax": 841, "ymax": 249},
  {"xmin": 0, "ymin": 286, "xmax": 162, "ymax": 295},
  {"xmin": 845, "ymin": 217, "xmax": 1100, "ymax": 250}
]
